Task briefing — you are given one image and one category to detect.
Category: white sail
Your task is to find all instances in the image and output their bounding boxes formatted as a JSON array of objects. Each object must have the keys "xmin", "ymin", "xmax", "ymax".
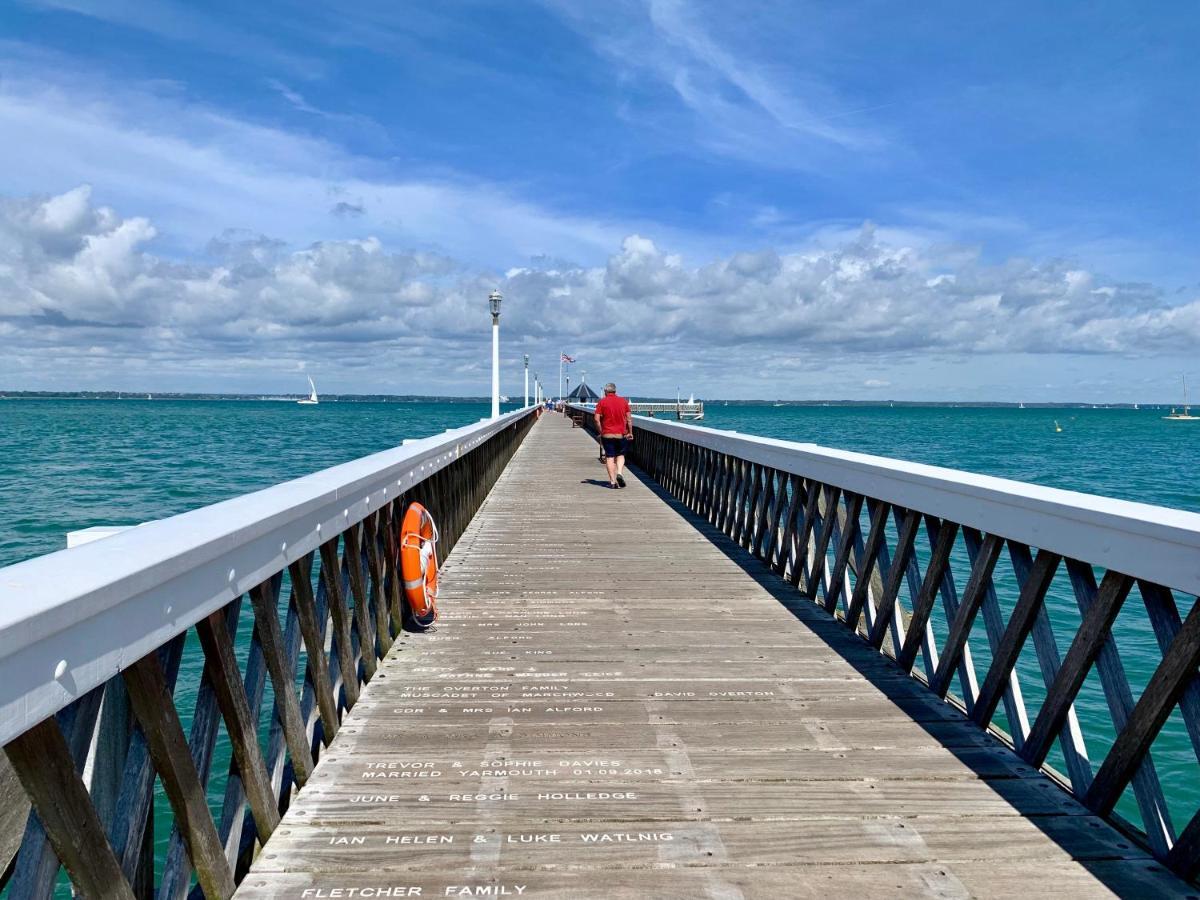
[{"xmin": 298, "ymin": 376, "xmax": 319, "ymax": 405}]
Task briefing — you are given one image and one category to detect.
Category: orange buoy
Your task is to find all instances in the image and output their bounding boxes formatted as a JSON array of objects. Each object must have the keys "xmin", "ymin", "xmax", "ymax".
[{"xmin": 399, "ymin": 502, "xmax": 439, "ymax": 630}]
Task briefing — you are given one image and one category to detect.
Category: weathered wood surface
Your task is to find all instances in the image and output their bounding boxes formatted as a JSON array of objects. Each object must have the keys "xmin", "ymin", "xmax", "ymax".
[
  {"xmin": 3, "ymin": 716, "xmax": 133, "ymax": 899},
  {"xmin": 239, "ymin": 416, "xmax": 1190, "ymax": 898}
]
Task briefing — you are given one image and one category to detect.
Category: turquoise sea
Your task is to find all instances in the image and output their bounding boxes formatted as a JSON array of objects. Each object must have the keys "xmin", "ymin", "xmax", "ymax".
[
  {"xmin": 1, "ymin": 399, "xmax": 1198, "ymax": 877},
  {"xmin": 4, "ymin": 399, "xmax": 1197, "ymax": 568}
]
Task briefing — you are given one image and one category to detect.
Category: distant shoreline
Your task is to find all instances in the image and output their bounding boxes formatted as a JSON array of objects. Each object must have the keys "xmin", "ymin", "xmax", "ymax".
[{"xmin": 0, "ymin": 391, "xmax": 1169, "ymax": 409}]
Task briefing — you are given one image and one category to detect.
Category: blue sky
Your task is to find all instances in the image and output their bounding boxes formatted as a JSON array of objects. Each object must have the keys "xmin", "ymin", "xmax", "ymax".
[{"xmin": 1, "ymin": 0, "xmax": 1198, "ymax": 400}]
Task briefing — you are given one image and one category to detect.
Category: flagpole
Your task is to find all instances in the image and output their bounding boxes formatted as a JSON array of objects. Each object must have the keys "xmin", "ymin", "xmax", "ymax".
[{"xmin": 558, "ymin": 353, "xmax": 563, "ymax": 404}]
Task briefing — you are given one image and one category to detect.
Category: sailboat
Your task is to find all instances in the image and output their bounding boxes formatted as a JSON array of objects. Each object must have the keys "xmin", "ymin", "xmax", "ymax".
[
  {"xmin": 298, "ymin": 376, "xmax": 319, "ymax": 406},
  {"xmin": 1163, "ymin": 376, "xmax": 1199, "ymax": 421}
]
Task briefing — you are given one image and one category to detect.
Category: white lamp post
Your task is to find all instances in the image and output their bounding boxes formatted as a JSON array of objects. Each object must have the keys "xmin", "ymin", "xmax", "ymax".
[
  {"xmin": 523, "ymin": 354, "xmax": 529, "ymax": 408},
  {"xmin": 488, "ymin": 290, "xmax": 502, "ymax": 418}
]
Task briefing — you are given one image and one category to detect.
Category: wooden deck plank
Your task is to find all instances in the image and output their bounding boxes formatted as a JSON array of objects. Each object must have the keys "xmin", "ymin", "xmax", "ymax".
[
  {"xmin": 245, "ymin": 814, "xmax": 1151, "ymax": 873},
  {"xmin": 241, "ymin": 415, "xmax": 1191, "ymax": 898},
  {"xmin": 237, "ymin": 862, "xmax": 1186, "ymax": 900}
]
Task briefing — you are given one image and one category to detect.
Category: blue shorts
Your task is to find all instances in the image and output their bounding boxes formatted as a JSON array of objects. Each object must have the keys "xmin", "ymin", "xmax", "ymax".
[{"xmin": 601, "ymin": 436, "xmax": 628, "ymax": 459}]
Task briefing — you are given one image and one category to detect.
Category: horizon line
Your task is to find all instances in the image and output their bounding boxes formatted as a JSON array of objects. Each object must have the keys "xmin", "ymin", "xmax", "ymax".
[{"xmin": 0, "ymin": 390, "xmax": 1180, "ymax": 408}]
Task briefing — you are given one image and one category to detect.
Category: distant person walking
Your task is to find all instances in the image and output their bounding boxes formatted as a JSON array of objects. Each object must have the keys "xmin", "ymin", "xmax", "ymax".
[{"xmin": 594, "ymin": 382, "xmax": 632, "ymax": 489}]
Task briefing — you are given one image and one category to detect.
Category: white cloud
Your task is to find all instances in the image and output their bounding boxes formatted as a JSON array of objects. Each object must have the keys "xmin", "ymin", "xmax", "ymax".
[
  {"xmin": 2, "ymin": 187, "xmax": 1198, "ymax": 396},
  {"xmin": 541, "ymin": 0, "xmax": 884, "ymax": 169},
  {"xmin": 0, "ymin": 62, "xmax": 645, "ymax": 268}
]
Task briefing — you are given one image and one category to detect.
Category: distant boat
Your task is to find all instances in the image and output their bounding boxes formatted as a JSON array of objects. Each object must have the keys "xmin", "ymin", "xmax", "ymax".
[
  {"xmin": 1054, "ymin": 420, "xmax": 1063, "ymax": 433},
  {"xmin": 1163, "ymin": 375, "xmax": 1199, "ymax": 421},
  {"xmin": 772, "ymin": 402, "xmax": 785, "ymax": 407},
  {"xmin": 298, "ymin": 376, "xmax": 319, "ymax": 405},
  {"xmin": 500, "ymin": 395, "xmax": 510, "ymax": 403},
  {"xmin": 1018, "ymin": 403, "xmax": 1025, "ymax": 409},
  {"xmin": 1133, "ymin": 403, "xmax": 1139, "ymax": 410},
  {"xmin": 146, "ymin": 393, "xmax": 152, "ymax": 400}
]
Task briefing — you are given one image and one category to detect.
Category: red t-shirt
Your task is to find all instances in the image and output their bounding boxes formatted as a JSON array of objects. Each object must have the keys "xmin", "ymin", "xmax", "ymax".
[{"xmin": 595, "ymin": 394, "xmax": 630, "ymax": 435}]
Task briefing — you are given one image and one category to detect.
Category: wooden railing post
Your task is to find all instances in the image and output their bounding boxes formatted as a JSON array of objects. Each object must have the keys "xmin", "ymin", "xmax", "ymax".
[
  {"xmin": 319, "ymin": 537, "xmax": 360, "ymax": 709},
  {"xmin": 1086, "ymin": 598, "xmax": 1200, "ymax": 816},
  {"xmin": 289, "ymin": 555, "xmax": 340, "ymax": 743},
  {"xmin": 867, "ymin": 507, "xmax": 921, "ymax": 650},
  {"xmin": 195, "ymin": 610, "xmax": 281, "ymax": 841},
  {"xmin": 249, "ymin": 580, "xmax": 316, "ymax": 786},
  {"xmin": 5, "ymin": 716, "xmax": 133, "ymax": 900},
  {"xmin": 123, "ymin": 651, "xmax": 236, "ymax": 900},
  {"xmin": 897, "ymin": 519, "xmax": 959, "ymax": 673},
  {"xmin": 844, "ymin": 500, "xmax": 890, "ymax": 630}
]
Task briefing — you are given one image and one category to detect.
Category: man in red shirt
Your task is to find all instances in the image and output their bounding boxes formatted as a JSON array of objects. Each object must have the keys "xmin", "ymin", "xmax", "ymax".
[{"xmin": 593, "ymin": 382, "xmax": 633, "ymax": 489}]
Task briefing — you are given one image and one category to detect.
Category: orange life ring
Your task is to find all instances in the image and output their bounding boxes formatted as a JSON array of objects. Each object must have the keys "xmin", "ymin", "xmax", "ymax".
[{"xmin": 399, "ymin": 502, "xmax": 439, "ymax": 629}]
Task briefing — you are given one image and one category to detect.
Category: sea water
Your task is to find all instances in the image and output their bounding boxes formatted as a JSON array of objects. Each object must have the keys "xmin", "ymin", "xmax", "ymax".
[
  {"xmin": 3, "ymin": 401, "xmax": 1196, "ymax": 566},
  {"xmin": 1, "ymin": 399, "xmax": 1197, "ymax": 876}
]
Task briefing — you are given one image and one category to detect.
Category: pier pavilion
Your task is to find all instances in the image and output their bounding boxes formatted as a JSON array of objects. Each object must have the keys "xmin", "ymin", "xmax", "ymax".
[{"xmin": 0, "ymin": 408, "xmax": 1198, "ymax": 897}]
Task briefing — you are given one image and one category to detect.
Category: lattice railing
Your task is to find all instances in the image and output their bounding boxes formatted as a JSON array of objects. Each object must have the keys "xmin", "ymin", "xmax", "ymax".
[
  {"xmin": 569, "ymin": 404, "xmax": 1200, "ymax": 883},
  {"xmin": 0, "ymin": 408, "xmax": 537, "ymax": 898}
]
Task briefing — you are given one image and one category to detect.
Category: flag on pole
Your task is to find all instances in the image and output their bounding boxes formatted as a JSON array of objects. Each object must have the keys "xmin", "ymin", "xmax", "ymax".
[{"xmin": 561, "ymin": 353, "xmax": 575, "ymax": 363}]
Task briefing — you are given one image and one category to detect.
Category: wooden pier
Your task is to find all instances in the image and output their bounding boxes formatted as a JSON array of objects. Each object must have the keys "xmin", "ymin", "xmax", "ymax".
[
  {"xmin": 236, "ymin": 417, "xmax": 1187, "ymax": 898},
  {"xmin": 630, "ymin": 400, "xmax": 704, "ymax": 420}
]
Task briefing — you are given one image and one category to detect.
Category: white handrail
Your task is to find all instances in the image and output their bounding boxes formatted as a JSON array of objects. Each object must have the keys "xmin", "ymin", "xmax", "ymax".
[
  {"xmin": 0, "ymin": 408, "xmax": 535, "ymax": 747},
  {"xmin": 568, "ymin": 404, "xmax": 1200, "ymax": 598}
]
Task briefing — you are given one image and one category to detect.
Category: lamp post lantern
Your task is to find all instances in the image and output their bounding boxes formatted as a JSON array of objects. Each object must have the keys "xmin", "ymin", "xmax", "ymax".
[
  {"xmin": 523, "ymin": 354, "xmax": 529, "ymax": 408},
  {"xmin": 488, "ymin": 290, "xmax": 502, "ymax": 418}
]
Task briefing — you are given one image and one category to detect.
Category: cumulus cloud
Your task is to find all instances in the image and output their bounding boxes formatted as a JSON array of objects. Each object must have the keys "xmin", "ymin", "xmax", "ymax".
[{"xmin": 1, "ymin": 187, "xmax": 1198, "ymax": 394}]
